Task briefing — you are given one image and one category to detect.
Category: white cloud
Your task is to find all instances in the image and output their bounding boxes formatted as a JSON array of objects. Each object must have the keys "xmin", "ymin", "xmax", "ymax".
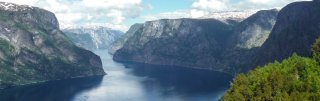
[
  {"xmin": 190, "ymin": 9, "xmax": 209, "ymax": 18},
  {"xmin": 139, "ymin": 0, "xmax": 310, "ymax": 23},
  {"xmin": 141, "ymin": 10, "xmax": 191, "ymax": 21},
  {"xmin": 0, "ymin": 0, "xmax": 39, "ymax": 5},
  {"xmin": 190, "ymin": 0, "xmax": 229, "ymax": 18},
  {"xmin": 82, "ymin": 0, "xmax": 141, "ymax": 9},
  {"xmin": 0, "ymin": 0, "xmax": 312, "ymax": 31},
  {"xmin": 0, "ymin": 0, "xmax": 144, "ymax": 30},
  {"xmin": 189, "ymin": 0, "xmax": 310, "ymax": 18},
  {"xmin": 192, "ymin": 0, "xmax": 228, "ymax": 11},
  {"xmin": 106, "ymin": 10, "xmax": 125, "ymax": 24},
  {"xmin": 235, "ymin": 0, "xmax": 311, "ymax": 10}
]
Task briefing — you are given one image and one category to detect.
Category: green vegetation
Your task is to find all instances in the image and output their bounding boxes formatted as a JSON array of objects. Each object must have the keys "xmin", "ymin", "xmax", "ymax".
[{"xmin": 222, "ymin": 38, "xmax": 320, "ymax": 101}]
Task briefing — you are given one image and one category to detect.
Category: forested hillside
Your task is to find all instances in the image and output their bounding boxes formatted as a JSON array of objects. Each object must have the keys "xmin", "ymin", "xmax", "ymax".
[{"xmin": 222, "ymin": 38, "xmax": 320, "ymax": 100}]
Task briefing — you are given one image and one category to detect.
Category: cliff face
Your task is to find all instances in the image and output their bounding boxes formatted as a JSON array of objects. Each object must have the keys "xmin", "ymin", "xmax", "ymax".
[
  {"xmin": 114, "ymin": 19, "xmax": 235, "ymax": 71},
  {"xmin": 223, "ymin": 9, "xmax": 279, "ymax": 72},
  {"xmin": 256, "ymin": 1, "xmax": 320, "ymax": 67},
  {"xmin": 63, "ymin": 26, "xmax": 124, "ymax": 51},
  {"xmin": 113, "ymin": 9, "xmax": 279, "ymax": 74},
  {"xmin": 108, "ymin": 24, "xmax": 143, "ymax": 55},
  {"xmin": 227, "ymin": 9, "xmax": 278, "ymax": 49},
  {"xmin": 113, "ymin": 1, "xmax": 320, "ymax": 74},
  {"xmin": 0, "ymin": 2, "xmax": 105, "ymax": 88}
]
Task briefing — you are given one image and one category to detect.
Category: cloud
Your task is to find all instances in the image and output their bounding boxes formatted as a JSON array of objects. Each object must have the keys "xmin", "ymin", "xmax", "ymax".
[
  {"xmin": 0, "ymin": 0, "xmax": 39, "ymax": 5},
  {"xmin": 233, "ymin": 0, "xmax": 311, "ymax": 10},
  {"xmin": 0, "ymin": 0, "xmax": 312, "ymax": 31},
  {"xmin": 189, "ymin": 0, "xmax": 310, "ymax": 18},
  {"xmin": 139, "ymin": 0, "xmax": 310, "ymax": 23},
  {"xmin": 0, "ymin": 0, "xmax": 144, "ymax": 30},
  {"xmin": 141, "ymin": 10, "xmax": 191, "ymax": 21},
  {"xmin": 190, "ymin": 0, "xmax": 229, "ymax": 17},
  {"xmin": 192, "ymin": 0, "xmax": 228, "ymax": 11}
]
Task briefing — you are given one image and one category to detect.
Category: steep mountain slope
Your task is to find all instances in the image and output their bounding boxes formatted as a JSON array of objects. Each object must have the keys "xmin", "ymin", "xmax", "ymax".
[
  {"xmin": 114, "ymin": 18, "xmax": 235, "ymax": 71},
  {"xmin": 227, "ymin": 9, "xmax": 278, "ymax": 49},
  {"xmin": 223, "ymin": 9, "xmax": 278, "ymax": 73},
  {"xmin": 256, "ymin": 1, "xmax": 320, "ymax": 67},
  {"xmin": 0, "ymin": 2, "xmax": 105, "ymax": 88},
  {"xmin": 108, "ymin": 24, "xmax": 143, "ymax": 55},
  {"xmin": 62, "ymin": 26, "xmax": 124, "ymax": 51},
  {"xmin": 113, "ymin": 9, "xmax": 279, "ymax": 74},
  {"xmin": 223, "ymin": 1, "xmax": 320, "ymax": 100}
]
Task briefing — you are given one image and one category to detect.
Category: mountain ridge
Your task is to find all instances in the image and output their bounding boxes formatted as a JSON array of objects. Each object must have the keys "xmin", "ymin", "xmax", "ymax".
[
  {"xmin": 0, "ymin": 2, "xmax": 105, "ymax": 88},
  {"xmin": 62, "ymin": 26, "xmax": 124, "ymax": 51},
  {"xmin": 112, "ymin": 9, "xmax": 279, "ymax": 74}
]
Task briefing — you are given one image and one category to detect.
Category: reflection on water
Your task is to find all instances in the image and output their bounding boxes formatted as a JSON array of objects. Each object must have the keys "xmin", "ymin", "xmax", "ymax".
[
  {"xmin": 0, "ymin": 50, "xmax": 233, "ymax": 101},
  {"xmin": 0, "ymin": 76, "xmax": 103, "ymax": 101}
]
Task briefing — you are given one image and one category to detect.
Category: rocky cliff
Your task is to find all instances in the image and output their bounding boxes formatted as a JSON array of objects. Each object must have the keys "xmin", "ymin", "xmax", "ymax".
[
  {"xmin": 255, "ymin": 1, "xmax": 320, "ymax": 67},
  {"xmin": 114, "ymin": 18, "xmax": 235, "ymax": 71},
  {"xmin": 223, "ymin": 9, "xmax": 278, "ymax": 73},
  {"xmin": 63, "ymin": 26, "xmax": 124, "ymax": 51},
  {"xmin": 227, "ymin": 9, "xmax": 278, "ymax": 49},
  {"xmin": 0, "ymin": 2, "xmax": 105, "ymax": 88},
  {"xmin": 113, "ymin": 9, "xmax": 279, "ymax": 74},
  {"xmin": 108, "ymin": 24, "xmax": 143, "ymax": 55}
]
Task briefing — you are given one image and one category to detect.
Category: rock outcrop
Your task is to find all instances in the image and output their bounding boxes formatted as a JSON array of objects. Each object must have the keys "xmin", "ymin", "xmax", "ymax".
[{"xmin": 0, "ymin": 2, "xmax": 105, "ymax": 88}]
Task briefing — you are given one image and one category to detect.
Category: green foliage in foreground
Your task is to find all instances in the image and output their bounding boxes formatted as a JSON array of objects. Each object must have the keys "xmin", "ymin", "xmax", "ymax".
[{"xmin": 222, "ymin": 38, "xmax": 320, "ymax": 101}]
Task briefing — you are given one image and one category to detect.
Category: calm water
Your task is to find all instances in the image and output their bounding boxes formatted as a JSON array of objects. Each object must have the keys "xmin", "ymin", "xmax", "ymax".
[{"xmin": 0, "ymin": 50, "xmax": 233, "ymax": 101}]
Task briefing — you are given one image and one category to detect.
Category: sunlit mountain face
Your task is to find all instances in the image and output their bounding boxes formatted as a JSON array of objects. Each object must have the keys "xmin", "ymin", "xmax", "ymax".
[
  {"xmin": 62, "ymin": 26, "xmax": 125, "ymax": 51},
  {"xmin": 0, "ymin": 0, "xmax": 316, "ymax": 101}
]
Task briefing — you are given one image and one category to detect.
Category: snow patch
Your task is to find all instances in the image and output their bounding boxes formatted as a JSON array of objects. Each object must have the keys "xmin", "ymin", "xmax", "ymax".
[
  {"xmin": 200, "ymin": 10, "xmax": 258, "ymax": 22},
  {"xmin": 0, "ymin": 2, "xmax": 33, "ymax": 11}
]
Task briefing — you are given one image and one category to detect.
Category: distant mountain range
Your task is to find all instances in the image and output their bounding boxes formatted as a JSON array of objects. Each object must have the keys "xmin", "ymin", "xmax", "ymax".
[{"xmin": 200, "ymin": 10, "xmax": 258, "ymax": 22}]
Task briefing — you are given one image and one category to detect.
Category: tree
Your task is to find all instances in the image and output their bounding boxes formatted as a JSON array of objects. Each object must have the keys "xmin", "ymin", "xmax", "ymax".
[
  {"xmin": 312, "ymin": 38, "xmax": 320, "ymax": 62},
  {"xmin": 222, "ymin": 37, "xmax": 320, "ymax": 101}
]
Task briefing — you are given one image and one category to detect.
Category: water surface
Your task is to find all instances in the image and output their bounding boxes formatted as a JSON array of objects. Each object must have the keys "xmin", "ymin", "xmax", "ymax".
[{"xmin": 0, "ymin": 50, "xmax": 233, "ymax": 101}]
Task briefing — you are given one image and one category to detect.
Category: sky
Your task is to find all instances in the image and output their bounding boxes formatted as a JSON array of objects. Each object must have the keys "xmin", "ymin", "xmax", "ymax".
[{"xmin": 0, "ymin": 0, "xmax": 310, "ymax": 31}]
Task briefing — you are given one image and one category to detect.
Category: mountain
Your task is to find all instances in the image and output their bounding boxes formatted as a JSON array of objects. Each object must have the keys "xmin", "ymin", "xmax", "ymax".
[
  {"xmin": 227, "ymin": 9, "xmax": 278, "ymax": 49},
  {"xmin": 108, "ymin": 24, "xmax": 143, "ymax": 55},
  {"xmin": 62, "ymin": 26, "xmax": 124, "ymax": 51},
  {"xmin": 113, "ymin": 9, "xmax": 278, "ymax": 74},
  {"xmin": 255, "ymin": 1, "xmax": 320, "ymax": 67},
  {"xmin": 222, "ymin": 9, "xmax": 278, "ymax": 72},
  {"xmin": 223, "ymin": 1, "xmax": 320, "ymax": 100},
  {"xmin": 0, "ymin": 2, "xmax": 105, "ymax": 89},
  {"xmin": 113, "ymin": 18, "xmax": 235, "ymax": 72}
]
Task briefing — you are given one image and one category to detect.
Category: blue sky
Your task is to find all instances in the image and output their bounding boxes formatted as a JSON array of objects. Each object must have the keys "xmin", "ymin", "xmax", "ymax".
[
  {"xmin": 0, "ymin": 0, "xmax": 310, "ymax": 31},
  {"xmin": 143, "ymin": 0, "xmax": 193, "ymax": 14},
  {"xmin": 124, "ymin": 0, "xmax": 194, "ymax": 26}
]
